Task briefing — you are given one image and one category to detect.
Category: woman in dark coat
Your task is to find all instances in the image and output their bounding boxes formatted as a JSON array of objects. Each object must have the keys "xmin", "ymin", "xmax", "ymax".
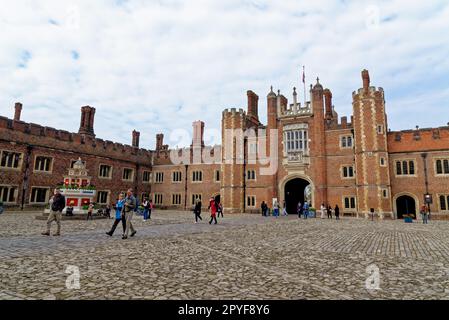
[{"xmin": 334, "ymin": 205, "xmax": 340, "ymax": 220}]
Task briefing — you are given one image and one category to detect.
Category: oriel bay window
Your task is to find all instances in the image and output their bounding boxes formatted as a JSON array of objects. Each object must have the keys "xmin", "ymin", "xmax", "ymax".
[{"xmin": 285, "ymin": 130, "xmax": 308, "ymax": 153}]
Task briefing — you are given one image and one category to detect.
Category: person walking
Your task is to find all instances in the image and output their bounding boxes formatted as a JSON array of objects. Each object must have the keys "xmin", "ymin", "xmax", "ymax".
[
  {"xmin": 303, "ymin": 201, "xmax": 309, "ymax": 219},
  {"xmin": 335, "ymin": 205, "xmax": 340, "ymax": 220},
  {"xmin": 122, "ymin": 189, "xmax": 137, "ymax": 239},
  {"xmin": 320, "ymin": 203, "xmax": 326, "ymax": 219},
  {"xmin": 327, "ymin": 205, "xmax": 333, "ymax": 219},
  {"xmin": 216, "ymin": 201, "xmax": 224, "ymax": 218},
  {"xmin": 261, "ymin": 201, "xmax": 268, "ymax": 217},
  {"xmin": 282, "ymin": 200, "xmax": 288, "ymax": 216},
  {"xmin": 142, "ymin": 197, "xmax": 150, "ymax": 221},
  {"xmin": 194, "ymin": 199, "xmax": 202, "ymax": 223},
  {"xmin": 273, "ymin": 200, "xmax": 280, "ymax": 218},
  {"xmin": 208, "ymin": 197, "xmax": 217, "ymax": 224},
  {"xmin": 297, "ymin": 202, "xmax": 302, "ymax": 219},
  {"xmin": 148, "ymin": 199, "xmax": 153, "ymax": 219},
  {"xmin": 106, "ymin": 194, "xmax": 126, "ymax": 236},
  {"xmin": 42, "ymin": 188, "xmax": 66, "ymax": 236},
  {"xmin": 420, "ymin": 205, "xmax": 429, "ymax": 224},
  {"xmin": 87, "ymin": 202, "xmax": 94, "ymax": 221},
  {"xmin": 105, "ymin": 204, "xmax": 112, "ymax": 219}
]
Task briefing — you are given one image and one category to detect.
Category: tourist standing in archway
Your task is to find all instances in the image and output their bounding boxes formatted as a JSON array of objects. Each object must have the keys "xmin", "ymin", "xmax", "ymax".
[
  {"xmin": 303, "ymin": 202, "xmax": 309, "ymax": 219},
  {"xmin": 297, "ymin": 202, "xmax": 302, "ymax": 218}
]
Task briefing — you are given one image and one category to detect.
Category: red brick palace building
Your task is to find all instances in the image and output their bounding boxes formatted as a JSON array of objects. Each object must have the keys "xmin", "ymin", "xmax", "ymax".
[{"xmin": 1, "ymin": 70, "xmax": 448, "ymax": 219}]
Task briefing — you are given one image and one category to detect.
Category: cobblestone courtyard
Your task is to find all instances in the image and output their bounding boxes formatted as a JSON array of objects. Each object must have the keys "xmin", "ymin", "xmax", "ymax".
[{"xmin": 1, "ymin": 211, "xmax": 449, "ymax": 300}]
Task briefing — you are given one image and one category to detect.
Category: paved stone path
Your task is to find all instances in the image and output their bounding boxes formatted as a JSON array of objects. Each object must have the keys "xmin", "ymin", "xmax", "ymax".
[{"xmin": 1, "ymin": 211, "xmax": 449, "ymax": 300}]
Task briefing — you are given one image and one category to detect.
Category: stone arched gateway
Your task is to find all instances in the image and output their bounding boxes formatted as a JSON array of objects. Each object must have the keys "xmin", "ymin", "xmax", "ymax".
[
  {"xmin": 279, "ymin": 174, "xmax": 314, "ymax": 214},
  {"xmin": 393, "ymin": 192, "xmax": 419, "ymax": 219}
]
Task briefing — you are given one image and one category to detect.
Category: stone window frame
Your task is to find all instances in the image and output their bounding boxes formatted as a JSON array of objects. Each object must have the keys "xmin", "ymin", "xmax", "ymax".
[
  {"xmin": 246, "ymin": 195, "xmax": 256, "ymax": 208},
  {"xmin": 381, "ymin": 188, "xmax": 389, "ymax": 199},
  {"xmin": 98, "ymin": 164, "xmax": 113, "ymax": 180},
  {"xmin": 342, "ymin": 196, "xmax": 357, "ymax": 211},
  {"xmin": 33, "ymin": 154, "xmax": 54, "ymax": 174},
  {"xmin": 191, "ymin": 193, "xmax": 202, "ymax": 206},
  {"xmin": 340, "ymin": 165, "xmax": 355, "ymax": 179},
  {"xmin": 246, "ymin": 169, "xmax": 257, "ymax": 181},
  {"xmin": 437, "ymin": 194, "xmax": 449, "ymax": 212},
  {"xmin": 96, "ymin": 190, "xmax": 110, "ymax": 205},
  {"xmin": 172, "ymin": 171, "xmax": 183, "ymax": 183},
  {"xmin": 379, "ymin": 156, "xmax": 387, "ymax": 167},
  {"xmin": 214, "ymin": 170, "xmax": 221, "ymax": 183},
  {"xmin": 171, "ymin": 193, "xmax": 182, "ymax": 205},
  {"xmin": 191, "ymin": 170, "xmax": 203, "ymax": 183},
  {"xmin": 29, "ymin": 186, "xmax": 50, "ymax": 204},
  {"xmin": 434, "ymin": 158, "xmax": 449, "ymax": 177},
  {"xmin": 377, "ymin": 124, "xmax": 384, "ymax": 134},
  {"xmin": 339, "ymin": 134, "xmax": 354, "ymax": 149},
  {"xmin": 122, "ymin": 167, "xmax": 135, "ymax": 182},
  {"xmin": 0, "ymin": 184, "xmax": 19, "ymax": 204},
  {"xmin": 0, "ymin": 149, "xmax": 24, "ymax": 171},
  {"xmin": 154, "ymin": 193, "xmax": 163, "ymax": 205},
  {"xmin": 142, "ymin": 170, "xmax": 151, "ymax": 184},
  {"xmin": 394, "ymin": 158, "xmax": 418, "ymax": 177},
  {"xmin": 154, "ymin": 172, "xmax": 164, "ymax": 184}
]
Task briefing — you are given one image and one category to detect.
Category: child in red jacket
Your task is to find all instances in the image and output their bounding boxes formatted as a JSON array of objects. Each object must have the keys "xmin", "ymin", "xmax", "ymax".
[{"xmin": 208, "ymin": 197, "xmax": 217, "ymax": 225}]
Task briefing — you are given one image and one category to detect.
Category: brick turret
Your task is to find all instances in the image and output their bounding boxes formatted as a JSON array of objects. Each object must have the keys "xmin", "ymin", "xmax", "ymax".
[
  {"xmin": 14, "ymin": 103, "xmax": 23, "ymax": 121},
  {"xmin": 353, "ymin": 69, "xmax": 392, "ymax": 219}
]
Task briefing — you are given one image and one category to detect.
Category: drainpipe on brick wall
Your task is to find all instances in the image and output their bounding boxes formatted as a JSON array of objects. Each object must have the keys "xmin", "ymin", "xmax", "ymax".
[
  {"xmin": 21, "ymin": 145, "xmax": 33, "ymax": 210},
  {"xmin": 422, "ymin": 153, "xmax": 431, "ymax": 218},
  {"xmin": 184, "ymin": 164, "xmax": 188, "ymax": 211},
  {"xmin": 134, "ymin": 163, "xmax": 140, "ymax": 199},
  {"xmin": 243, "ymin": 137, "xmax": 247, "ymax": 213}
]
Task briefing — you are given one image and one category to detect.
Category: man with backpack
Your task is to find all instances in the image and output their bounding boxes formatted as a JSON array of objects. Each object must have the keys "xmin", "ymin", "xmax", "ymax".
[{"xmin": 42, "ymin": 188, "xmax": 66, "ymax": 236}]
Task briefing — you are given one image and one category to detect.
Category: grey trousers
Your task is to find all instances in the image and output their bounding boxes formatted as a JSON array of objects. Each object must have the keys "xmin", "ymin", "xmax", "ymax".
[
  {"xmin": 124, "ymin": 211, "xmax": 135, "ymax": 237},
  {"xmin": 46, "ymin": 210, "xmax": 61, "ymax": 233}
]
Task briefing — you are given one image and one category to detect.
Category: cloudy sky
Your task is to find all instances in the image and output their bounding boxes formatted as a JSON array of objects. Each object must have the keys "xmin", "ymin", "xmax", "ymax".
[{"xmin": 0, "ymin": 0, "xmax": 448, "ymax": 149}]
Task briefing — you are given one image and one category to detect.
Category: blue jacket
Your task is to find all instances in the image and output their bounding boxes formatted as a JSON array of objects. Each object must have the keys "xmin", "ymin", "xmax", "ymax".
[{"xmin": 115, "ymin": 199, "xmax": 125, "ymax": 219}]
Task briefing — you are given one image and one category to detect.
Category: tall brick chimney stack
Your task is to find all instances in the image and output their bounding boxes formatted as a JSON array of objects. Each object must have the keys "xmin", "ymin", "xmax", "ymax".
[
  {"xmin": 192, "ymin": 120, "xmax": 205, "ymax": 147},
  {"xmin": 323, "ymin": 89, "xmax": 333, "ymax": 119},
  {"xmin": 362, "ymin": 69, "xmax": 370, "ymax": 91},
  {"xmin": 78, "ymin": 106, "xmax": 96, "ymax": 137},
  {"xmin": 132, "ymin": 130, "xmax": 140, "ymax": 148},
  {"xmin": 247, "ymin": 90, "xmax": 259, "ymax": 119},
  {"xmin": 14, "ymin": 102, "xmax": 23, "ymax": 121},
  {"xmin": 156, "ymin": 134, "xmax": 164, "ymax": 151}
]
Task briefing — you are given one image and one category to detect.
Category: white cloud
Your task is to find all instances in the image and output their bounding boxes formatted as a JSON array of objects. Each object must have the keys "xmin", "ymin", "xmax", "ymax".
[{"xmin": 0, "ymin": 0, "xmax": 448, "ymax": 148}]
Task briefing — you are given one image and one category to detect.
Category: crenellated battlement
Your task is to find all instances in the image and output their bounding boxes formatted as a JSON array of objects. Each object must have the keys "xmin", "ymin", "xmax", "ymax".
[
  {"xmin": 0, "ymin": 115, "xmax": 153, "ymax": 164},
  {"xmin": 388, "ymin": 126, "xmax": 449, "ymax": 153},
  {"xmin": 222, "ymin": 108, "xmax": 246, "ymax": 116}
]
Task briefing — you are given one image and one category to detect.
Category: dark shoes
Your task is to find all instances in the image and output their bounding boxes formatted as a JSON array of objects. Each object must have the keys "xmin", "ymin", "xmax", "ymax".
[
  {"xmin": 122, "ymin": 235, "xmax": 128, "ymax": 240},
  {"xmin": 106, "ymin": 232, "xmax": 112, "ymax": 237},
  {"xmin": 130, "ymin": 231, "xmax": 137, "ymax": 238},
  {"xmin": 53, "ymin": 233, "xmax": 60, "ymax": 236},
  {"xmin": 41, "ymin": 232, "xmax": 50, "ymax": 236}
]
